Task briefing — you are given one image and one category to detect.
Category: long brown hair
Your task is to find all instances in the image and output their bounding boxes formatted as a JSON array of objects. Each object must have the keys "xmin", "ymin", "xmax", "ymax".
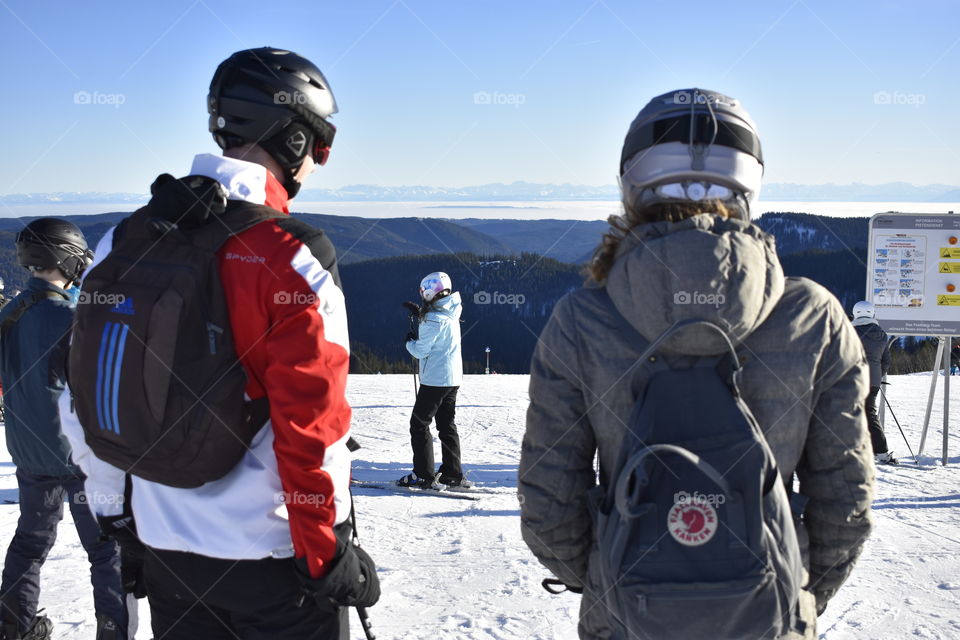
[{"xmin": 587, "ymin": 199, "xmax": 733, "ymax": 283}]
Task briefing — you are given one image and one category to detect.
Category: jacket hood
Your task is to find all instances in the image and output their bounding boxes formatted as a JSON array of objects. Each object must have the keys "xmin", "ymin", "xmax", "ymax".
[
  {"xmin": 604, "ymin": 214, "xmax": 784, "ymax": 355},
  {"xmin": 430, "ymin": 291, "xmax": 462, "ymax": 320}
]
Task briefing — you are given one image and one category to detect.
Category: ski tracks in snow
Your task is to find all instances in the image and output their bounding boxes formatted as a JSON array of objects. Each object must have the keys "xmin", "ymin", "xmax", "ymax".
[
  {"xmin": 817, "ymin": 375, "xmax": 960, "ymax": 639},
  {"xmin": 349, "ymin": 375, "xmax": 579, "ymax": 639},
  {"xmin": 0, "ymin": 374, "xmax": 955, "ymax": 638}
]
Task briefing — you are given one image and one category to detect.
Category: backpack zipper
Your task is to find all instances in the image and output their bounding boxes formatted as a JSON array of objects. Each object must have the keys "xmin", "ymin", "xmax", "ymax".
[{"xmin": 207, "ymin": 322, "xmax": 224, "ymax": 355}]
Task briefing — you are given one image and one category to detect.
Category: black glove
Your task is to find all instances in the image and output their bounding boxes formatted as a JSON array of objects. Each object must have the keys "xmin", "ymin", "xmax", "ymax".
[
  {"xmin": 97, "ymin": 513, "xmax": 148, "ymax": 597},
  {"xmin": 97, "ymin": 513, "xmax": 140, "ymax": 549},
  {"xmin": 815, "ymin": 593, "xmax": 829, "ymax": 617},
  {"xmin": 120, "ymin": 540, "xmax": 148, "ymax": 598},
  {"xmin": 297, "ymin": 540, "xmax": 380, "ymax": 608},
  {"xmin": 542, "ymin": 578, "xmax": 583, "ymax": 594},
  {"xmin": 404, "ymin": 331, "xmax": 417, "ymax": 343}
]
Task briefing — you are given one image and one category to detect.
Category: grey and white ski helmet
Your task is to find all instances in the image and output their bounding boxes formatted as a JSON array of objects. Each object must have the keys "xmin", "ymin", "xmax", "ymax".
[
  {"xmin": 852, "ymin": 300, "xmax": 875, "ymax": 320},
  {"xmin": 619, "ymin": 88, "xmax": 763, "ymax": 218},
  {"xmin": 420, "ymin": 272, "xmax": 452, "ymax": 302}
]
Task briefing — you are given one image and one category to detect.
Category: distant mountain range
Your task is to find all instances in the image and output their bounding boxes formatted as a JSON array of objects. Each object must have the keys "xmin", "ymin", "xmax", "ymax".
[
  {"xmin": 3, "ymin": 181, "xmax": 959, "ymax": 204},
  {"xmin": 760, "ymin": 182, "xmax": 960, "ymax": 203}
]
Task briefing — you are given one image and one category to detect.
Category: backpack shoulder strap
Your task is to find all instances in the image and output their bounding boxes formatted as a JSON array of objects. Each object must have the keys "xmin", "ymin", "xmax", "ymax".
[
  {"xmin": 0, "ymin": 290, "xmax": 68, "ymax": 338},
  {"xmin": 600, "ymin": 287, "xmax": 741, "ymax": 386},
  {"xmin": 115, "ymin": 174, "xmax": 279, "ymax": 252},
  {"xmin": 190, "ymin": 200, "xmax": 279, "ymax": 252}
]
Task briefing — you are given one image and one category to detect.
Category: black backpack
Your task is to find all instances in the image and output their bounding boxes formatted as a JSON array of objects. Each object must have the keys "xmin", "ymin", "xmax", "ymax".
[
  {"xmin": 69, "ymin": 174, "xmax": 272, "ymax": 488},
  {"xmin": 586, "ymin": 318, "xmax": 805, "ymax": 640}
]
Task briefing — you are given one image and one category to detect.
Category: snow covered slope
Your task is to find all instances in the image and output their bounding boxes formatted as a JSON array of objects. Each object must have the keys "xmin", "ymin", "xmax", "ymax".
[{"xmin": 0, "ymin": 373, "xmax": 957, "ymax": 639}]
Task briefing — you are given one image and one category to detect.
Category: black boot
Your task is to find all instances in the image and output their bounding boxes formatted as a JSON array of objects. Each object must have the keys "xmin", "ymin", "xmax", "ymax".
[
  {"xmin": 95, "ymin": 613, "xmax": 122, "ymax": 640},
  {"xmin": 20, "ymin": 615, "xmax": 52, "ymax": 640},
  {"xmin": 0, "ymin": 594, "xmax": 24, "ymax": 640}
]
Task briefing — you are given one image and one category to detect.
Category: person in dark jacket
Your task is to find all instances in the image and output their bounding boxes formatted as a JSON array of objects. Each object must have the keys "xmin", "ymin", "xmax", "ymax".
[
  {"xmin": 851, "ymin": 301, "xmax": 894, "ymax": 464},
  {"xmin": 951, "ymin": 339, "xmax": 959, "ymax": 375},
  {"xmin": 0, "ymin": 219, "xmax": 127, "ymax": 639}
]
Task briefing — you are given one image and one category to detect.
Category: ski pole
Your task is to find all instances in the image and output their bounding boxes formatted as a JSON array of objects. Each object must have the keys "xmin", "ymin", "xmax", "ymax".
[
  {"xmin": 356, "ymin": 606, "xmax": 375, "ymax": 640},
  {"xmin": 349, "ymin": 478, "xmax": 377, "ymax": 640},
  {"xmin": 402, "ymin": 302, "xmax": 420, "ymax": 396},
  {"xmin": 879, "ymin": 384, "xmax": 917, "ymax": 460},
  {"xmin": 406, "ymin": 314, "xmax": 418, "ymax": 395}
]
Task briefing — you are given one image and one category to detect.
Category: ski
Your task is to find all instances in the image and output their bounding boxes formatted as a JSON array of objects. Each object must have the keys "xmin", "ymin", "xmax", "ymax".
[
  {"xmin": 892, "ymin": 463, "xmax": 935, "ymax": 471},
  {"xmin": 442, "ymin": 485, "xmax": 515, "ymax": 497},
  {"xmin": 350, "ymin": 480, "xmax": 482, "ymax": 501},
  {"xmin": 876, "ymin": 459, "xmax": 935, "ymax": 471}
]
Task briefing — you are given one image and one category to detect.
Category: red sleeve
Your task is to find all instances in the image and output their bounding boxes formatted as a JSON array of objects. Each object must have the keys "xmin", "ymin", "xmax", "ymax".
[{"xmin": 221, "ymin": 219, "xmax": 351, "ymax": 579}]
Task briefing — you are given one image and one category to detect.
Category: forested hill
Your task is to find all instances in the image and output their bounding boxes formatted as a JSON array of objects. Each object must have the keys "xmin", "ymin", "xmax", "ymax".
[
  {"xmin": 0, "ymin": 210, "xmax": 872, "ymax": 293},
  {"xmin": 0, "ymin": 212, "xmax": 515, "ymax": 269},
  {"xmin": 453, "ymin": 218, "xmax": 608, "ymax": 263},
  {"xmin": 340, "ymin": 253, "xmax": 583, "ymax": 374},
  {"xmin": 754, "ymin": 212, "xmax": 869, "ymax": 255},
  {"xmin": 0, "ymin": 211, "xmax": 873, "ymax": 370},
  {"xmin": 752, "ymin": 212, "xmax": 870, "ymax": 310}
]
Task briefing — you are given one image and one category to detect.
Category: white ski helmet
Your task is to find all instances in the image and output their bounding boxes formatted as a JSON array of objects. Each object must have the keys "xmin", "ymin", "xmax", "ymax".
[
  {"xmin": 419, "ymin": 271, "xmax": 452, "ymax": 302},
  {"xmin": 620, "ymin": 88, "xmax": 764, "ymax": 218},
  {"xmin": 852, "ymin": 300, "xmax": 875, "ymax": 320}
]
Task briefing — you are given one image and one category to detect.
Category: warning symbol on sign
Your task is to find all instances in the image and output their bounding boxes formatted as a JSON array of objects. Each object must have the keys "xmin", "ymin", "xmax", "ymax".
[
  {"xmin": 937, "ymin": 295, "xmax": 960, "ymax": 306},
  {"xmin": 939, "ymin": 262, "xmax": 960, "ymax": 273}
]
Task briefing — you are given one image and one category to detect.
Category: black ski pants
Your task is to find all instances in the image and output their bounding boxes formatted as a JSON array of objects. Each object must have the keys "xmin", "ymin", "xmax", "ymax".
[
  {"xmin": 0, "ymin": 470, "xmax": 126, "ymax": 635},
  {"xmin": 145, "ymin": 548, "xmax": 347, "ymax": 639},
  {"xmin": 866, "ymin": 386, "xmax": 888, "ymax": 454},
  {"xmin": 409, "ymin": 384, "xmax": 462, "ymax": 480}
]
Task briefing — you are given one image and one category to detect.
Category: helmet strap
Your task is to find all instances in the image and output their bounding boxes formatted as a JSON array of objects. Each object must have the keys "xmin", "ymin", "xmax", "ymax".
[
  {"xmin": 258, "ymin": 124, "xmax": 314, "ymax": 200},
  {"xmin": 283, "ymin": 171, "xmax": 302, "ymax": 199}
]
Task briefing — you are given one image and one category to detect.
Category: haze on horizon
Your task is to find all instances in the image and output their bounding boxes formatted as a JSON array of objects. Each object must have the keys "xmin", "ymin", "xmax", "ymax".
[{"xmin": 1, "ymin": 0, "xmax": 958, "ymax": 198}]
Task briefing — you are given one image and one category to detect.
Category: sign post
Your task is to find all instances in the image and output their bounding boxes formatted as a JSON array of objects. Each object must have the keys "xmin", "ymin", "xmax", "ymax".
[{"xmin": 868, "ymin": 213, "xmax": 959, "ymax": 465}]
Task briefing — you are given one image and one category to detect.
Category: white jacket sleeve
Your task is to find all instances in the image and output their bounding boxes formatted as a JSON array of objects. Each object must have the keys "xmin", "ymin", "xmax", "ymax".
[
  {"xmin": 60, "ymin": 390, "xmax": 126, "ymax": 517},
  {"xmin": 59, "ymin": 224, "xmax": 127, "ymax": 519}
]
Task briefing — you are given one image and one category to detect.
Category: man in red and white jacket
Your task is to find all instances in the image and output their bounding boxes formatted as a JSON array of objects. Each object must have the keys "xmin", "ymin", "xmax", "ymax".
[{"xmin": 61, "ymin": 48, "xmax": 377, "ymax": 640}]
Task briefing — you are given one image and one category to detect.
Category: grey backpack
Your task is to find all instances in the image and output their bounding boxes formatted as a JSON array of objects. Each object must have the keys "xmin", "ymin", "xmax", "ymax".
[{"xmin": 586, "ymin": 319, "xmax": 805, "ymax": 640}]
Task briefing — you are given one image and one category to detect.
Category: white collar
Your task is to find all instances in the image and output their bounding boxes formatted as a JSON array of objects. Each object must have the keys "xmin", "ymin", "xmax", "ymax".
[{"xmin": 189, "ymin": 153, "xmax": 268, "ymax": 205}]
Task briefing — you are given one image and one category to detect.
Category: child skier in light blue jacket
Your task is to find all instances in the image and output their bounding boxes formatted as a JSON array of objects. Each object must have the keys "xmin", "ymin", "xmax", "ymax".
[{"xmin": 399, "ymin": 272, "xmax": 469, "ymax": 489}]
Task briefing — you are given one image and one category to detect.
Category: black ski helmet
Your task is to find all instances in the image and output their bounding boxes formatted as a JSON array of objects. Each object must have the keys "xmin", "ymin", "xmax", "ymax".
[
  {"xmin": 16, "ymin": 217, "xmax": 94, "ymax": 285},
  {"xmin": 208, "ymin": 47, "xmax": 338, "ymax": 198}
]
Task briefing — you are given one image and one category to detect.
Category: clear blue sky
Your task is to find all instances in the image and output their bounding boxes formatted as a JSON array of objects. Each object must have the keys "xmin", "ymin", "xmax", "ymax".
[{"xmin": 1, "ymin": 0, "xmax": 958, "ymax": 195}]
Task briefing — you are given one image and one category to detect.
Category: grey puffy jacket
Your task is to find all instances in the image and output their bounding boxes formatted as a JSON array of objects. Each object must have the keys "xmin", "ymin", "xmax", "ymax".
[{"xmin": 519, "ymin": 214, "xmax": 875, "ymax": 639}]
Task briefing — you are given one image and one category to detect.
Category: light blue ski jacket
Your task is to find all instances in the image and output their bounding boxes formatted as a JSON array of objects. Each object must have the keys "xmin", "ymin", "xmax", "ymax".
[{"xmin": 406, "ymin": 292, "xmax": 463, "ymax": 387}]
